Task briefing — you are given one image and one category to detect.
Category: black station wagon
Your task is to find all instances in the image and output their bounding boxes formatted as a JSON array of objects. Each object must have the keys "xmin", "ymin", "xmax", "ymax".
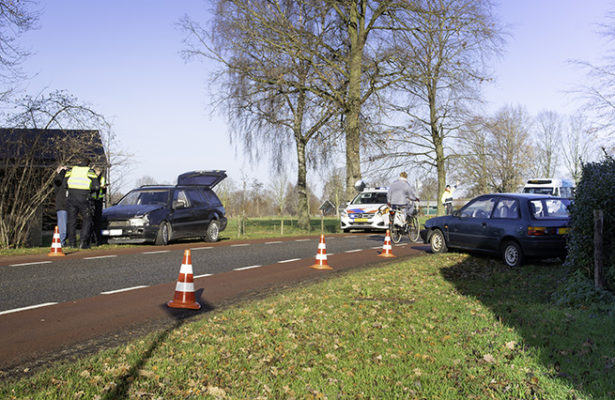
[
  {"xmin": 420, "ymin": 193, "xmax": 571, "ymax": 267},
  {"xmin": 101, "ymin": 170, "xmax": 227, "ymax": 245}
]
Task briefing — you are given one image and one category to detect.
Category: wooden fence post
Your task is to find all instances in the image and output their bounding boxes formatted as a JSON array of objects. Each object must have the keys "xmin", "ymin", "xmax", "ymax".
[{"xmin": 594, "ymin": 209, "xmax": 605, "ymax": 289}]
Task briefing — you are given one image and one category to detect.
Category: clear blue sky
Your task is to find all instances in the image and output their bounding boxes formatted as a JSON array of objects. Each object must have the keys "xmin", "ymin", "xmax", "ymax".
[{"xmin": 18, "ymin": 0, "xmax": 613, "ymax": 194}]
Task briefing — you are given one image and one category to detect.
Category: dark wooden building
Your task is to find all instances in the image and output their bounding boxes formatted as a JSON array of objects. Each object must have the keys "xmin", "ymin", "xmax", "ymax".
[{"xmin": 0, "ymin": 128, "xmax": 107, "ymax": 247}]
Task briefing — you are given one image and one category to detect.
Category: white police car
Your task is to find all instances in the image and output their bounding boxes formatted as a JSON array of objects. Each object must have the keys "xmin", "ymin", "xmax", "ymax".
[{"xmin": 340, "ymin": 186, "xmax": 389, "ymax": 233}]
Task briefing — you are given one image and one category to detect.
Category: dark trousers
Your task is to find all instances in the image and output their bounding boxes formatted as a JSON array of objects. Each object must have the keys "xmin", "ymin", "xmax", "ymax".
[
  {"xmin": 444, "ymin": 202, "xmax": 453, "ymax": 215},
  {"xmin": 67, "ymin": 190, "xmax": 92, "ymax": 248},
  {"xmin": 91, "ymin": 199, "xmax": 104, "ymax": 245}
]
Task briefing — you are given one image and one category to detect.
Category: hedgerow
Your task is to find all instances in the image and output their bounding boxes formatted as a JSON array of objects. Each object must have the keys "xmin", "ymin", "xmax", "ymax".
[{"xmin": 565, "ymin": 155, "xmax": 615, "ymax": 292}]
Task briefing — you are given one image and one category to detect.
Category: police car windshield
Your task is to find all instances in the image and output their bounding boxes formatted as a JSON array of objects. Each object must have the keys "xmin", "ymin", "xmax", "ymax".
[
  {"xmin": 119, "ymin": 189, "xmax": 170, "ymax": 206},
  {"xmin": 351, "ymin": 192, "xmax": 388, "ymax": 205}
]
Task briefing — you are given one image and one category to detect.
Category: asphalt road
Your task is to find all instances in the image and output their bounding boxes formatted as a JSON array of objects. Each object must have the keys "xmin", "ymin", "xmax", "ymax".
[{"xmin": 1, "ymin": 233, "xmax": 392, "ymax": 313}]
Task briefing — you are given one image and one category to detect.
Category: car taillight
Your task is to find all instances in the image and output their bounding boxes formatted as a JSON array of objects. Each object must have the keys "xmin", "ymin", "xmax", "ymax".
[{"xmin": 528, "ymin": 226, "xmax": 547, "ymax": 236}]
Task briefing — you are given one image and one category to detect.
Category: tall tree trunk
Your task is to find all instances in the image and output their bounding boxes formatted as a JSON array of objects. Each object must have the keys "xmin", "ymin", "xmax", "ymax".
[
  {"xmin": 429, "ymin": 85, "xmax": 447, "ymax": 216},
  {"xmin": 344, "ymin": 1, "xmax": 365, "ymax": 200},
  {"xmin": 294, "ymin": 90, "xmax": 311, "ymax": 231},
  {"xmin": 296, "ymin": 137, "xmax": 310, "ymax": 230}
]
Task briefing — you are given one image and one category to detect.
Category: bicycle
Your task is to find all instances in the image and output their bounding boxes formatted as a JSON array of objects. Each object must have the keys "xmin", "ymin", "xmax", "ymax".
[{"xmin": 379, "ymin": 201, "xmax": 420, "ymax": 244}]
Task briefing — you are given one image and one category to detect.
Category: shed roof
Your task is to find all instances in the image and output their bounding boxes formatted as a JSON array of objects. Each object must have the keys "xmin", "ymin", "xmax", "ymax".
[{"xmin": 0, "ymin": 128, "xmax": 107, "ymax": 167}]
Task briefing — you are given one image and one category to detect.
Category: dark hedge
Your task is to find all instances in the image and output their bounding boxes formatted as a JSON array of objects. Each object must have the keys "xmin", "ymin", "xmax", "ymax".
[{"xmin": 566, "ymin": 155, "xmax": 615, "ymax": 291}]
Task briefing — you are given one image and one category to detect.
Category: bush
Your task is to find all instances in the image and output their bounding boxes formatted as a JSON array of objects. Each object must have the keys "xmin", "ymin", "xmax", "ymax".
[
  {"xmin": 566, "ymin": 155, "xmax": 615, "ymax": 291},
  {"xmin": 552, "ymin": 269, "xmax": 615, "ymax": 312}
]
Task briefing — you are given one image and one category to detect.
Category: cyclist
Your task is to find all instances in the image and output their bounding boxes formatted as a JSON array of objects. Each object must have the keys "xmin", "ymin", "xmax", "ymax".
[{"xmin": 387, "ymin": 171, "xmax": 419, "ymax": 223}]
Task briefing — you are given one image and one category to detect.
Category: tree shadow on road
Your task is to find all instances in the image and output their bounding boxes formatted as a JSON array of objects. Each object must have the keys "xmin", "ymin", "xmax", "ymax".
[
  {"xmin": 439, "ymin": 256, "xmax": 615, "ymax": 398},
  {"xmin": 102, "ymin": 288, "xmax": 213, "ymax": 400}
]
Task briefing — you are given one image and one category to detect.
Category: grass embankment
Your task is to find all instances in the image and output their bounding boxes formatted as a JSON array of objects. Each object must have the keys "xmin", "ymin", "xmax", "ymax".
[{"xmin": 2, "ymin": 253, "xmax": 614, "ymax": 399}]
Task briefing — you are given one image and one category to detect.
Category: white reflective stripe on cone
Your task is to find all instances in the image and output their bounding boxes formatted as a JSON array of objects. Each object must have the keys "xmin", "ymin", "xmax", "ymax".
[
  {"xmin": 179, "ymin": 264, "xmax": 194, "ymax": 274},
  {"xmin": 175, "ymin": 281, "xmax": 195, "ymax": 292}
]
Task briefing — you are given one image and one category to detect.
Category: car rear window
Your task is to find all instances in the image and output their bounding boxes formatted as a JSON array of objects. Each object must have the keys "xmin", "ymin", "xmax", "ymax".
[
  {"xmin": 202, "ymin": 189, "xmax": 222, "ymax": 206},
  {"xmin": 529, "ymin": 199, "xmax": 570, "ymax": 219},
  {"xmin": 351, "ymin": 192, "xmax": 388, "ymax": 205}
]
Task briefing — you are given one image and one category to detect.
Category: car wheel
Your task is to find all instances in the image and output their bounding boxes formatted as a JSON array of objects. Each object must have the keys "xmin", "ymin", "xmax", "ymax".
[
  {"xmin": 502, "ymin": 240, "xmax": 523, "ymax": 268},
  {"xmin": 204, "ymin": 219, "xmax": 220, "ymax": 242},
  {"xmin": 155, "ymin": 222, "xmax": 170, "ymax": 246},
  {"xmin": 429, "ymin": 229, "xmax": 448, "ymax": 253},
  {"xmin": 342, "ymin": 229, "xmax": 349, "ymax": 233}
]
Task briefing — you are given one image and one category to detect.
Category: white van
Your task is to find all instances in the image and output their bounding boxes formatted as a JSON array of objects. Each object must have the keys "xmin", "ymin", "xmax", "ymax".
[{"xmin": 522, "ymin": 178, "xmax": 575, "ymax": 198}]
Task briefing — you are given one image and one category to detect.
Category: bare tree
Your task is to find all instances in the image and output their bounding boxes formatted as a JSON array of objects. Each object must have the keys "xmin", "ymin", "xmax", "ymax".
[
  {"xmin": 321, "ymin": 167, "xmax": 345, "ymax": 216},
  {"xmin": 486, "ymin": 105, "xmax": 534, "ymax": 193},
  {"xmin": 0, "ymin": 0, "xmax": 40, "ymax": 100},
  {"xmin": 456, "ymin": 116, "xmax": 491, "ymax": 197},
  {"xmin": 571, "ymin": 9, "xmax": 615, "ymax": 150},
  {"xmin": 181, "ymin": 0, "xmax": 339, "ymax": 230},
  {"xmin": 533, "ymin": 110, "xmax": 562, "ymax": 178},
  {"xmin": 563, "ymin": 112, "xmax": 599, "ymax": 183},
  {"xmin": 0, "ymin": 90, "xmax": 110, "ymax": 248},
  {"xmin": 135, "ymin": 175, "xmax": 158, "ymax": 187},
  {"xmin": 376, "ymin": 0, "xmax": 504, "ymax": 215}
]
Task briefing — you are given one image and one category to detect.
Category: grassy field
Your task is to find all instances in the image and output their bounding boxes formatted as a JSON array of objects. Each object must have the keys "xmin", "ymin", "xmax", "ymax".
[{"xmin": 2, "ymin": 253, "xmax": 614, "ymax": 399}]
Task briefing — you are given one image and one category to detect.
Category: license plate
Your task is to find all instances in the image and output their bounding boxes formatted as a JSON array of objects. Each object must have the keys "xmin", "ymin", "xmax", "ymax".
[
  {"xmin": 108, "ymin": 229, "xmax": 123, "ymax": 236},
  {"xmin": 557, "ymin": 227, "xmax": 569, "ymax": 234},
  {"xmin": 353, "ymin": 218, "xmax": 368, "ymax": 223}
]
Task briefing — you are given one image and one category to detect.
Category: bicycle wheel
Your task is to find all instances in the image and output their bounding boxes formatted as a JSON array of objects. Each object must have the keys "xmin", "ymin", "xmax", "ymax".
[
  {"xmin": 407, "ymin": 215, "xmax": 420, "ymax": 242},
  {"xmin": 390, "ymin": 226, "xmax": 403, "ymax": 244}
]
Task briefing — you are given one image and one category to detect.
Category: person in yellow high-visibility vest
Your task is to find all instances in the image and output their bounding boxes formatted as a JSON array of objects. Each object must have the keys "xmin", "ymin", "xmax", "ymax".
[
  {"xmin": 90, "ymin": 166, "xmax": 107, "ymax": 246},
  {"xmin": 65, "ymin": 158, "xmax": 99, "ymax": 249},
  {"xmin": 441, "ymin": 183, "xmax": 457, "ymax": 215}
]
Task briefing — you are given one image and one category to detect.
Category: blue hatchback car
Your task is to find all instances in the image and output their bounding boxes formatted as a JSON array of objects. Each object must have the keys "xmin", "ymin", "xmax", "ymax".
[{"xmin": 420, "ymin": 193, "xmax": 571, "ymax": 267}]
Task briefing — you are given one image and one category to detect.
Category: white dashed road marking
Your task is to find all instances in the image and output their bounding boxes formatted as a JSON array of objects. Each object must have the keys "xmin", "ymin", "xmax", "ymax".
[
  {"xmin": 278, "ymin": 258, "xmax": 301, "ymax": 264},
  {"xmin": 234, "ymin": 265, "xmax": 262, "ymax": 271},
  {"xmin": 194, "ymin": 273, "xmax": 213, "ymax": 278},
  {"xmin": 101, "ymin": 285, "xmax": 148, "ymax": 295},
  {"xmin": 9, "ymin": 261, "xmax": 53, "ymax": 267},
  {"xmin": 142, "ymin": 250, "xmax": 170, "ymax": 255},
  {"xmin": 265, "ymin": 241, "xmax": 282, "ymax": 245},
  {"xmin": 190, "ymin": 246, "xmax": 213, "ymax": 251},
  {"xmin": 0, "ymin": 302, "xmax": 58, "ymax": 316},
  {"xmin": 231, "ymin": 244, "xmax": 250, "ymax": 247},
  {"xmin": 344, "ymin": 249, "xmax": 363, "ymax": 253},
  {"xmin": 84, "ymin": 255, "xmax": 118, "ymax": 260}
]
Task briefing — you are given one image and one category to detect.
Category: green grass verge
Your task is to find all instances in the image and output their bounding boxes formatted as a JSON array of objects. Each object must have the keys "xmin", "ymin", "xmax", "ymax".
[{"xmin": 2, "ymin": 253, "xmax": 614, "ymax": 399}]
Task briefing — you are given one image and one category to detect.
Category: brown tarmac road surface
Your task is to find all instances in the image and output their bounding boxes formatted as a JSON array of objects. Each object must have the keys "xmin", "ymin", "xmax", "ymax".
[{"xmin": 0, "ymin": 242, "xmax": 427, "ymax": 379}]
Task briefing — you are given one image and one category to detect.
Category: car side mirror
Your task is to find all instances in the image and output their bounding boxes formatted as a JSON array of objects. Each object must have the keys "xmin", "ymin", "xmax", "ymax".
[
  {"xmin": 452, "ymin": 210, "xmax": 461, "ymax": 217},
  {"xmin": 173, "ymin": 200, "xmax": 186, "ymax": 209}
]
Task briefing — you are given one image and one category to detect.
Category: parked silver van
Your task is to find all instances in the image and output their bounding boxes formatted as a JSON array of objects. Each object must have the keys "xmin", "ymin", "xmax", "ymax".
[{"xmin": 522, "ymin": 178, "xmax": 575, "ymax": 198}]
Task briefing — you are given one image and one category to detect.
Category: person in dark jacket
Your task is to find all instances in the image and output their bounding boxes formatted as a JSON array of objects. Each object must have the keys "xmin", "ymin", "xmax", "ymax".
[
  {"xmin": 65, "ymin": 158, "xmax": 99, "ymax": 249},
  {"xmin": 90, "ymin": 166, "xmax": 107, "ymax": 246},
  {"xmin": 53, "ymin": 165, "xmax": 69, "ymax": 247}
]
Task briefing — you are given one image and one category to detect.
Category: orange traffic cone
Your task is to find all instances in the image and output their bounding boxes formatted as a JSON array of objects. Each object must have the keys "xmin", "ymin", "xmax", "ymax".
[
  {"xmin": 167, "ymin": 249, "xmax": 201, "ymax": 310},
  {"xmin": 48, "ymin": 226, "xmax": 65, "ymax": 256},
  {"xmin": 310, "ymin": 234, "xmax": 333, "ymax": 270},
  {"xmin": 378, "ymin": 229, "xmax": 396, "ymax": 258}
]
